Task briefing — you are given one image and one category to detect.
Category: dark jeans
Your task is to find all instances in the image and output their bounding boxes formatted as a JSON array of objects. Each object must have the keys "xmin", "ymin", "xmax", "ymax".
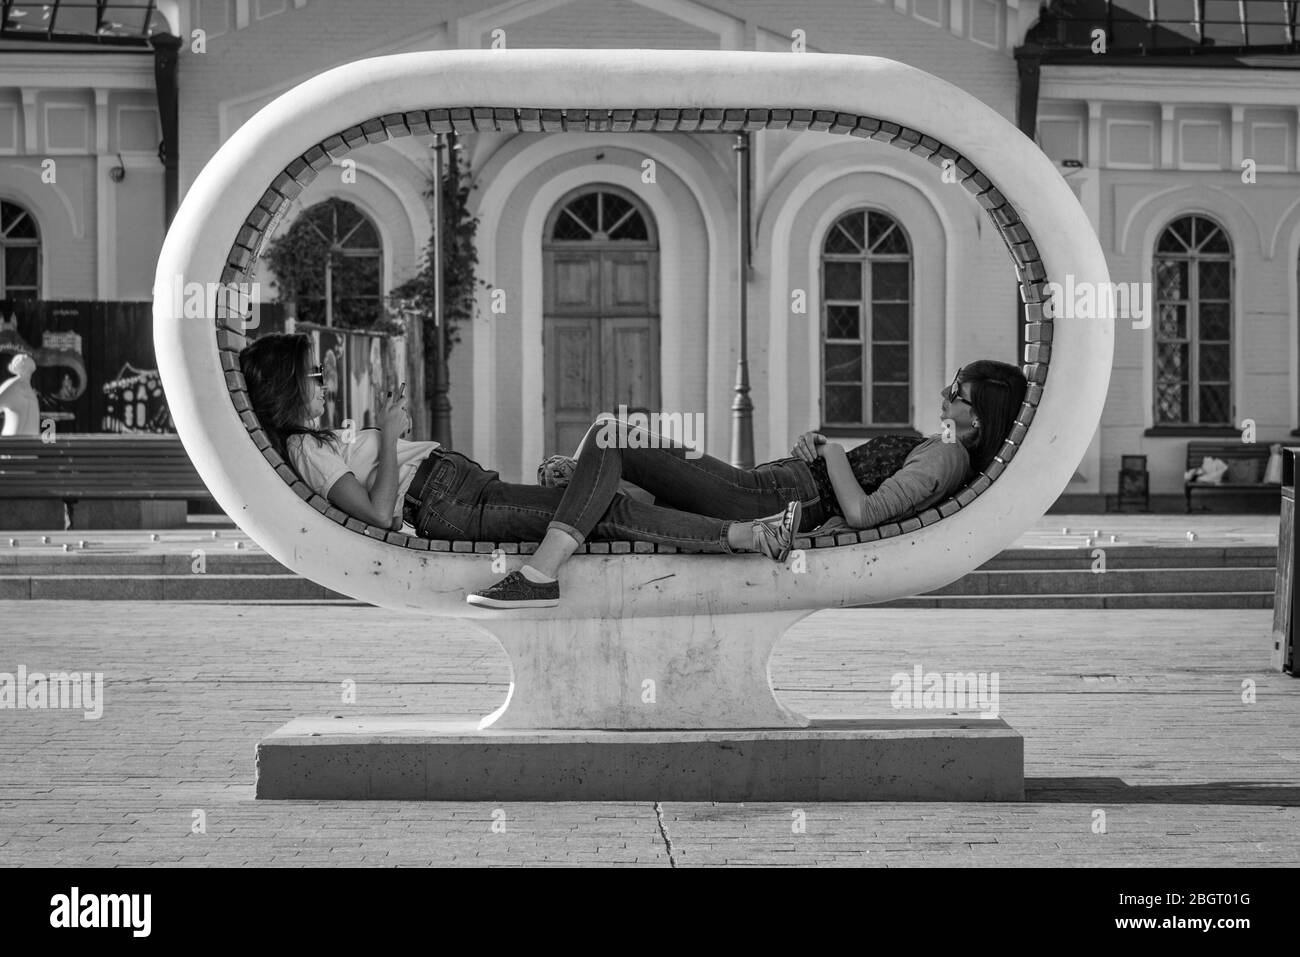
[
  {"xmin": 547, "ymin": 418, "xmax": 828, "ymax": 547},
  {"xmin": 403, "ymin": 449, "xmax": 744, "ymax": 552}
]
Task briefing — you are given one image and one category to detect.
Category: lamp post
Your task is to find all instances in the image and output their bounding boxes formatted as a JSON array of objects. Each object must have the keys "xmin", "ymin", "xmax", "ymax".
[
  {"xmin": 429, "ymin": 133, "xmax": 453, "ymax": 448},
  {"xmin": 730, "ymin": 132, "xmax": 754, "ymax": 468}
]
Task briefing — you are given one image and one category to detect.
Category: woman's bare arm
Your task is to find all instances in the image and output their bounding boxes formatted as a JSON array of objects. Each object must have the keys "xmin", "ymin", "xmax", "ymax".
[
  {"xmin": 327, "ymin": 471, "xmax": 401, "ymax": 530},
  {"xmin": 820, "ymin": 443, "xmax": 869, "ymax": 528},
  {"xmin": 324, "ymin": 385, "xmax": 409, "ymax": 530}
]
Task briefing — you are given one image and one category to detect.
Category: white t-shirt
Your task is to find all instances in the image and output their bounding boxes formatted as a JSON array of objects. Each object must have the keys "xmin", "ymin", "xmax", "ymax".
[{"xmin": 286, "ymin": 428, "xmax": 441, "ymax": 521}]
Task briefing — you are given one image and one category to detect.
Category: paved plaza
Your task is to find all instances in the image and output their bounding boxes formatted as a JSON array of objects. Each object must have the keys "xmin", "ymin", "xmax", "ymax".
[{"xmin": 1, "ymin": 589, "xmax": 1296, "ymax": 866}]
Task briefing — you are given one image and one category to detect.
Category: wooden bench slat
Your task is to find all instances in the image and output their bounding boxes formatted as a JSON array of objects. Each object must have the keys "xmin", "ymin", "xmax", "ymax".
[
  {"xmin": 0, "ymin": 435, "xmax": 212, "ymax": 503},
  {"xmin": 2, "ymin": 468, "xmax": 202, "ymax": 476},
  {"xmin": 11, "ymin": 459, "xmax": 198, "ymax": 466}
]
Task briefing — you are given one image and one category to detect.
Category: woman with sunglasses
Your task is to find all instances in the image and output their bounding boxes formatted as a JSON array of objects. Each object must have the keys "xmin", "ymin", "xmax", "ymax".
[
  {"xmin": 468, "ymin": 359, "xmax": 1028, "ymax": 609},
  {"xmin": 238, "ymin": 333, "xmax": 806, "ymax": 575}
]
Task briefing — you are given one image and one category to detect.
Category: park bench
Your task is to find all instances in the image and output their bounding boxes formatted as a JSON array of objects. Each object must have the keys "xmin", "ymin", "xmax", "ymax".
[
  {"xmin": 1184, "ymin": 441, "xmax": 1280, "ymax": 513},
  {"xmin": 157, "ymin": 49, "xmax": 1113, "ymax": 800},
  {"xmin": 0, "ymin": 434, "xmax": 211, "ymax": 529},
  {"xmin": 177, "ymin": 86, "xmax": 1073, "ymax": 732}
]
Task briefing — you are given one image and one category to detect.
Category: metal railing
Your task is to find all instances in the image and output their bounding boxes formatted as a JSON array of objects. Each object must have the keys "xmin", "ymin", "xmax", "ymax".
[
  {"xmin": 1032, "ymin": 0, "xmax": 1299, "ymax": 55},
  {"xmin": 0, "ymin": 0, "xmax": 162, "ymax": 45}
]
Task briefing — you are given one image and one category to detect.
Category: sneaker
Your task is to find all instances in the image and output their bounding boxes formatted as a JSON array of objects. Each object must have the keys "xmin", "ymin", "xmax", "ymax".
[
  {"xmin": 466, "ymin": 570, "xmax": 560, "ymax": 609},
  {"xmin": 752, "ymin": 500, "xmax": 801, "ymax": 563}
]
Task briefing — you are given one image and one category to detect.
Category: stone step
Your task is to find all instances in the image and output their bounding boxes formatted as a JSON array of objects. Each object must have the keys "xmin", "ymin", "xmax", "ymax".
[
  {"xmin": 0, "ymin": 575, "xmax": 348, "ymax": 601},
  {"xmin": 976, "ymin": 545, "xmax": 1276, "ymax": 570},
  {"xmin": 0, "ymin": 553, "xmax": 1277, "ymax": 580},
  {"xmin": 0, "ymin": 545, "xmax": 1278, "ymax": 577},
  {"xmin": 928, "ymin": 566, "xmax": 1274, "ymax": 596},
  {"xmin": 0, "ymin": 553, "xmax": 286, "ymax": 576},
  {"xmin": 878, "ymin": 591, "xmax": 1273, "ymax": 609},
  {"xmin": 0, "ymin": 563, "xmax": 1279, "ymax": 605},
  {"xmin": 0, "ymin": 575, "xmax": 1273, "ymax": 608}
]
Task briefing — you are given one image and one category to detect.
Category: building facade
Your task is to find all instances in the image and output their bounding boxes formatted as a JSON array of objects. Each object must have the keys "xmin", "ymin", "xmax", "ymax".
[{"xmin": 2, "ymin": 0, "xmax": 1297, "ymax": 502}]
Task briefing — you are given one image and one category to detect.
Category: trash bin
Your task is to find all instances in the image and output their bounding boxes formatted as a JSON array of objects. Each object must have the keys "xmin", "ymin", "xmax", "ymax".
[
  {"xmin": 1116, "ymin": 454, "xmax": 1149, "ymax": 512},
  {"xmin": 1271, "ymin": 447, "xmax": 1300, "ymax": 675}
]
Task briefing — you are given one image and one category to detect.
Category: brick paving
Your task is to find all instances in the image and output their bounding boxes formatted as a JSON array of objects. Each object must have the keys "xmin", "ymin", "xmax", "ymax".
[{"xmin": 1, "ymin": 600, "xmax": 1296, "ymax": 866}]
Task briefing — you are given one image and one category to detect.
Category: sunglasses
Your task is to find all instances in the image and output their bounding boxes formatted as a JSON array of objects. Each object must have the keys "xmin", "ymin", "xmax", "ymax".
[
  {"xmin": 306, "ymin": 365, "xmax": 324, "ymax": 382},
  {"xmin": 944, "ymin": 374, "xmax": 971, "ymax": 405}
]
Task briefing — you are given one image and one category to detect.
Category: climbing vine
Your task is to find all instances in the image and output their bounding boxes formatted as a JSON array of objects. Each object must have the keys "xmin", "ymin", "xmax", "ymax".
[{"xmin": 390, "ymin": 134, "xmax": 486, "ymax": 376}]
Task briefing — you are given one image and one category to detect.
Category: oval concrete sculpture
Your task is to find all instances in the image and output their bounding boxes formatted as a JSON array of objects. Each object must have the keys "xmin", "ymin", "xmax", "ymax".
[{"xmin": 154, "ymin": 49, "xmax": 1112, "ymax": 730}]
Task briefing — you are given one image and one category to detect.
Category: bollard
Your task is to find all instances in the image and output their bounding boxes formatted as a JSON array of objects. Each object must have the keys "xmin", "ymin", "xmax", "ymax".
[
  {"xmin": 1110, "ymin": 535, "xmax": 1117, "ymax": 543},
  {"xmin": 62, "ymin": 543, "xmax": 70, "ymax": 552},
  {"xmin": 1186, "ymin": 531, "xmax": 1197, "ymax": 542},
  {"xmin": 1061, "ymin": 527, "xmax": 1070, "ymax": 535},
  {"xmin": 41, "ymin": 535, "xmax": 49, "ymax": 544}
]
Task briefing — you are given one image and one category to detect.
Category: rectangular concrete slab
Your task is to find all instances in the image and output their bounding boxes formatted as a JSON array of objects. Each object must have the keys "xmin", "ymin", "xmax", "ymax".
[{"xmin": 256, "ymin": 716, "xmax": 1024, "ymax": 802}]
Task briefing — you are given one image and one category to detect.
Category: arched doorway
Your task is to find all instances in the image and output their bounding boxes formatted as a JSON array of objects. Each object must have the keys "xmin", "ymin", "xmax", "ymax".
[{"xmin": 542, "ymin": 185, "xmax": 660, "ymax": 455}]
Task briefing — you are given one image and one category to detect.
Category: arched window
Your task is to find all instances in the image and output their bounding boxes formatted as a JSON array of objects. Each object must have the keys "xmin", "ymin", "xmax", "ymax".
[
  {"xmin": 267, "ymin": 198, "xmax": 382, "ymax": 328},
  {"xmin": 548, "ymin": 188, "xmax": 654, "ymax": 243},
  {"xmin": 1153, "ymin": 214, "xmax": 1232, "ymax": 426},
  {"xmin": 1, "ymin": 200, "xmax": 40, "ymax": 301},
  {"xmin": 821, "ymin": 208, "xmax": 912, "ymax": 428}
]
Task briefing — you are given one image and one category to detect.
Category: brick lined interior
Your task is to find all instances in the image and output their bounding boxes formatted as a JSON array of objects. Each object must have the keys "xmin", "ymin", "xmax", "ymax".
[{"xmin": 214, "ymin": 107, "xmax": 1050, "ymax": 555}]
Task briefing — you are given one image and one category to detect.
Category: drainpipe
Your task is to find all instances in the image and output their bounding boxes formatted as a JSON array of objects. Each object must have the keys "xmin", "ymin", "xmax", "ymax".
[
  {"xmin": 1015, "ymin": 45, "xmax": 1043, "ymax": 138},
  {"xmin": 151, "ymin": 32, "xmax": 181, "ymax": 228}
]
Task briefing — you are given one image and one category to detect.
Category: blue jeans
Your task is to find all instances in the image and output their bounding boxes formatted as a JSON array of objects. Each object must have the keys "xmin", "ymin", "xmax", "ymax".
[
  {"xmin": 404, "ymin": 449, "xmax": 745, "ymax": 551},
  {"xmin": 547, "ymin": 419, "xmax": 828, "ymax": 547}
]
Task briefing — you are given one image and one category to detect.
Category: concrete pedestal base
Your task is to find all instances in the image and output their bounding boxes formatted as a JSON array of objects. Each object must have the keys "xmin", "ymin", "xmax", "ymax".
[
  {"xmin": 472, "ymin": 611, "xmax": 812, "ymax": 730},
  {"xmin": 255, "ymin": 716, "xmax": 1025, "ymax": 801}
]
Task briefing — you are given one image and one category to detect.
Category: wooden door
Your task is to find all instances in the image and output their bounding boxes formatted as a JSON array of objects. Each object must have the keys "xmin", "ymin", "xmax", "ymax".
[
  {"xmin": 544, "ymin": 248, "xmax": 659, "ymax": 456},
  {"xmin": 544, "ymin": 318, "xmax": 600, "ymax": 459},
  {"xmin": 545, "ymin": 251, "xmax": 602, "ymax": 455}
]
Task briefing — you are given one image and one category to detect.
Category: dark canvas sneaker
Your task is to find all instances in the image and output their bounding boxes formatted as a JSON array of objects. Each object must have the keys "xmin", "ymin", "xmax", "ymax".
[{"xmin": 466, "ymin": 570, "xmax": 560, "ymax": 609}]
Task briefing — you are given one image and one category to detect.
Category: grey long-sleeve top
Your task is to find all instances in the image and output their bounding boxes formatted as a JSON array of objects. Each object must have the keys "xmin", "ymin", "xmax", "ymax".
[{"xmin": 847, "ymin": 435, "xmax": 972, "ymax": 529}]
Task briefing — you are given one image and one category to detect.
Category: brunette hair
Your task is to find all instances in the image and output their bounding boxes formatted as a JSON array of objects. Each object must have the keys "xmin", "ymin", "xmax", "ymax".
[
  {"xmin": 958, "ymin": 359, "xmax": 1028, "ymax": 475},
  {"xmin": 238, "ymin": 332, "xmax": 337, "ymax": 465}
]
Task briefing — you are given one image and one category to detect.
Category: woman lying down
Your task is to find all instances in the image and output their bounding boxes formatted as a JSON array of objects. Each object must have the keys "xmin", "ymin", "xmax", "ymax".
[{"xmin": 240, "ymin": 333, "xmax": 1027, "ymax": 609}]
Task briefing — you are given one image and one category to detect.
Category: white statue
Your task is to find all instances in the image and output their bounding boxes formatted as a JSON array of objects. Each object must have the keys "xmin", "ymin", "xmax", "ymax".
[{"xmin": 0, "ymin": 352, "xmax": 40, "ymax": 437}]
